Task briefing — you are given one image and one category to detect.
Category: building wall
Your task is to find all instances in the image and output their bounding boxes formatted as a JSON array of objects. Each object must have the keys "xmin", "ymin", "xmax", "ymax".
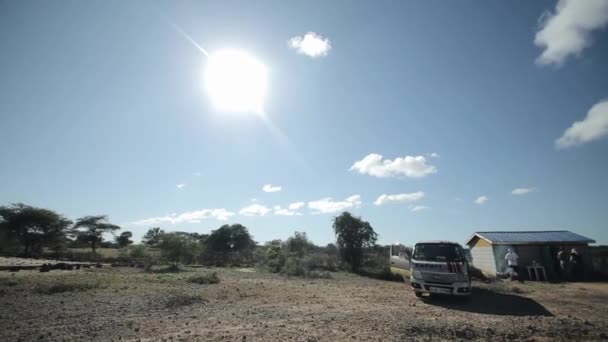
[{"xmin": 470, "ymin": 246, "xmax": 497, "ymax": 275}]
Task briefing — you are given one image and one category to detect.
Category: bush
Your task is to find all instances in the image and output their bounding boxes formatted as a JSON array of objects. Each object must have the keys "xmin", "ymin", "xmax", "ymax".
[
  {"xmin": 303, "ymin": 253, "xmax": 339, "ymax": 272},
  {"xmin": 187, "ymin": 272, "xmax": 220, "ymax": 284},
  {"xmin": 164, "ymin": 292, "xmax": 205, "ymax": 308}
]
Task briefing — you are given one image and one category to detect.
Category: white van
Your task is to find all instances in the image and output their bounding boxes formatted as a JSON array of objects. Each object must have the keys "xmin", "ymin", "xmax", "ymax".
[{"xmin": 390, "ymin": 241, "xmax": 471, "ymax": 297}]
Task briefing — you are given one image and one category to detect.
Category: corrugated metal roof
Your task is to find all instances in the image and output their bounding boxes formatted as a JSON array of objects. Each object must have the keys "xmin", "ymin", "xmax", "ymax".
[{"xmin": 467, "ymin": 231, "xmax": 595, "ymax": 245}]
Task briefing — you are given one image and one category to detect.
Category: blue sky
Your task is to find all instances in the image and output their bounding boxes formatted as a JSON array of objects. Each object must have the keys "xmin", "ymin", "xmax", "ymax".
[{"xmin": 1, "ymin": 0, "xmax": 607, "ymax": 246}]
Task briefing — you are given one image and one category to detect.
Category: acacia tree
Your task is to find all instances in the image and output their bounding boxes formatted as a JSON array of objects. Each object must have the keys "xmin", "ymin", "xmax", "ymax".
[
  {"xmin": 332, "ymin": 211, "xmax": 378, "ymax": 272},
  {"xmin": 115, "ymin": 231, "xmax": 133, "ymax": 248},
  {"xmin": 0, "ymin": 203, "xmax": 73, "ymax": 257},
  {"xmin": 142, "ymin": 227, "xmax": 165, "ymax": 247},
  {"xmin": 73, "ymin": 215, "xmax": 120, "ymax": 254}
]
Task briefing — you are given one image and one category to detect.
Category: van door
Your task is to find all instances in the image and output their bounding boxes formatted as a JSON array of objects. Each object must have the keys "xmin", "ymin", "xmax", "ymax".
[{"xmin": 390, "ymin": 245, "xmax": 411, "ymax": 280}]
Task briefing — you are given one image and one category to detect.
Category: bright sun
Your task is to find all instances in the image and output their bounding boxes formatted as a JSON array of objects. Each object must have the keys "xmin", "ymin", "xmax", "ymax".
[{"xmin": 204, "ymin": 49, "xmax": 268, "ymax": 114}]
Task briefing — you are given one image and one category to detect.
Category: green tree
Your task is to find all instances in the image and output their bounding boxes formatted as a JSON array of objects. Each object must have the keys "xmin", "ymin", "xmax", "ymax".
[
  {"xmin": 142, "ymin": 227, "xmax": 165, "ymax": 247},
  {"xmin": 332, "ymin": 211, "xmax": 378, "ymax": 272},
  {"xmin": 0, "ymin": 203, "xmax": 73, "ymax": 257},
  {"xmin": 73, "ymin": 215, "xmax": 120, "ymax": 254},
  {"xmin": 205, "ymin": 224, "xmax": 254, "ymax": 253},
  {"xmin": 157, "ymin": 232, "xmax": 200, "ymax": 265},
  {"xmin": 115, "ymin": 231, "xmax": 133, "ymax": 248},
  {"xmin": 285, "ymin": 231, "xmax": 314, "ymax": 257}
]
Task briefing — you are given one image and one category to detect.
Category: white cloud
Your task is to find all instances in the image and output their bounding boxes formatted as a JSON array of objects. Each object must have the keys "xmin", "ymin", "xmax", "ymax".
[
  {"xmin": 308, "ymin": 195, "xmax": 362, "ymax": 214},
  {"xmin": 288, "ymin": 202, "xmax": 305, "ymax": 210},
  {"xmin": 512, "ymin": 187, "xmax": 537, "ymax": 195},
  {"xmin": 262, "ymin": 184, "xmax": 282, "ymax": 193},
  {"xmin": 410, "ymin": 205, "xmax": 429, "ymax": 212},
  {"xmin": 288, "ymin": 32, "xmax": 331, "ymax": 58},
  {"xmin": 239, "ymin": 204, "xmax": 272, "ymax": 217},
  {"xmin": 350, "ymin": 153, "xmax": 437, "ymax": 178},
  {"xmin": 429, "ymin": 152, "xmax": 440, "ymax": 158},
  {"xmin": 274, "ymin": 205, "xmax": 302, "ymax": 216},
  {"xmin": 534, "ymin": 0, "xmax": 608, "ymax": 66},
  {"xmin": 374, "ymin": 191, "xmax": 425, "ymax": 206},
  {"xmin": 176, "ymin": 184, "xmax": 186, "ymax": 189},
  {"xmin": 555, "ymin": 99, "xmax": 608, "ymax": 149},
  {"xmin": 474, "ymin": 196, "xmax": 488, "ymax": 205},
  {"xmin": 132, "ymin": 208, "xmax": 234, "ymax": 225}
]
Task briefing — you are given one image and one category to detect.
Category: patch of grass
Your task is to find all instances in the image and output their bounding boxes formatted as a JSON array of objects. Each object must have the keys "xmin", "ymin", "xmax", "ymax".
[
  {"xmin": 306, "ymin": 271, "xmax": 332, "ymax": 279},
  {"xmin": 0, "ymin": 278, "xmax": 18, "ymax": 287},
  {"xmin": 164, "ymin": 292, "xmax": 205, "ymax": 308},
  {"xmin": 35, "ymin": 279, "xmax": 107, "ymax": 295},
  {"xmin": 187, "ymin": 272, "xmax": 220, "ymax": 284}
]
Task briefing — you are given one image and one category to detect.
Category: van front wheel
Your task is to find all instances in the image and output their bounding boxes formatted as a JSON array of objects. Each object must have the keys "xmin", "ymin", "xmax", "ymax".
[{"xmin": 414, "ymin": 291, "xmax": 424, "ymax": 298}]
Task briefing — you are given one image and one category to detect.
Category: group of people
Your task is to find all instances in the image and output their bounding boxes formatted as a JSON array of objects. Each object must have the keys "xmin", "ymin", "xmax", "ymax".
[
  {"xmin": 557, "ymin": 247, "xmax": 584, "ymax": 281},
  {"xmin": 503, "ymin": 247, "xmax": 585, "ymax": 282}
]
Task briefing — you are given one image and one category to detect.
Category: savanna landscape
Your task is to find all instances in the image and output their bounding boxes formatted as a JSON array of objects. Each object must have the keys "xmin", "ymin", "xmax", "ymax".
[{"xmin": 2, "ymin": 0, "xmax": 608, "ymax": 341}]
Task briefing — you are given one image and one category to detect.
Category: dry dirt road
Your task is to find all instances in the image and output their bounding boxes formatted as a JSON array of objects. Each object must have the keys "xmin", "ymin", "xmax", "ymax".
[{"xmin": 1, "ymin": 267, "xmax": 607, "ymax": 341}]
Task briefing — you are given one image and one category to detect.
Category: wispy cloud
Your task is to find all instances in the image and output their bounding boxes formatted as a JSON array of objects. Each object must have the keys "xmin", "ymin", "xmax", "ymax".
[
  {"xmin": 262, "ymin": 184, "xmax": 282, "ymax": 193},
  {"xmin": 350, "ymin": 153, "xmax": 437, "ymax": 178},
  {"xmin": 273, "ymin": 205, "xmax": 302, "ymax": 216},
  {"xmin": 308, "ymin": 195, "xmax": 362, "ymax": 214},
  {"xmin": 512, "ymin": 187, "xmax": 537, "ymax": 195},
  {"xmin": 374, "ymin": 192, "xmax": 425, "ymax": 206},
  {"xmin": 556, "ymin": 99, "xmax": 608, "ymax": 149},
  {"xmin": 288, "ymin": 32, "xmax": 331, "ymax": 58},
  {"xmin": 288, "ymin": 202, "xmax": 305, "ymax": 210},
  {"xmin": 474, "ymin": 196, "xmax": 488, "ymax": 205},
  {"xmin": 176, "ymin": 184, "xmax": 186, "ymax": 189},
  {"xmin": 535, "ymin": 0, "xmax": 608, "ymax": 66},
  {"xmin": 239, "ymin": 204, "xmax": 272, "ymax": 217},
  {"xmin": 410, "ymin": 205, "xmax": 429, "ymax": 212},
  {"xmin": 132, "ymin": 208, "xmax": 235, "ymax": 225},
  {"xmin": 428, "ymin": 152, "xmax": 440, "ymax": 158}
]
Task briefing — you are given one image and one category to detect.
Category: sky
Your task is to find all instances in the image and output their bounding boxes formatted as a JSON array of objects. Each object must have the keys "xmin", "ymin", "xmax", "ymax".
[{"xmin": 1, "ymin": 0, "xmax": 607, "ymax": 246}]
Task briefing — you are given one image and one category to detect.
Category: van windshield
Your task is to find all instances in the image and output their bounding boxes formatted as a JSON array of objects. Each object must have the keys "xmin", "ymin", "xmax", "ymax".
[{"xmin": 413, "ymin": 243, "xmax": 464, "ymax": 262}]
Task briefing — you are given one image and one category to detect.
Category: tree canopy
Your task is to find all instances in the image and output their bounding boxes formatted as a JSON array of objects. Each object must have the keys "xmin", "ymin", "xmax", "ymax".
[
  {"xmin": 0, "ymin": 203, "xmax": 72, "ymax": 256},
  {"xmin": 73, "ymin": 215, "xmax": 120, "ymax": 253},
  {"xmin": 332, "ymin": 211, "xmax": 378, "ymax": 271},
  {"xmin": 205, "ymin": 224, "xmax": 254, "ymax": 253},
  {"xmin": 142, "ymin": 227, "xmax": 165, "ymax": 247},
  {"xmin": 115, "ymin": 231, "xmax": 133, "ymax": 248}
]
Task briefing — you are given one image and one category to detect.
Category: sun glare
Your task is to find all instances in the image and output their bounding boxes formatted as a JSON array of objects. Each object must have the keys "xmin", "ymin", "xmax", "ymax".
[{"xmin": 204, "ymin": 49, "xmax": 268, "ymax": 114}]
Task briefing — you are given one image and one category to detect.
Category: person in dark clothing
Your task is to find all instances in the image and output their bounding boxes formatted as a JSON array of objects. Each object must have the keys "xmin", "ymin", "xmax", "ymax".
[
  {"xmin": 557, "ymin": 248, "xmax": 568, "ymax": 281},
  {"xmin": 569, "ymin": 248, "xmax": 583, "ymax": 281}
]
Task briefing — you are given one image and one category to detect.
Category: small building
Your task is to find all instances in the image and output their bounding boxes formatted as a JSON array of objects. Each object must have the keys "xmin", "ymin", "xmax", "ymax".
[{"xmin": 466, "ymin": 231, "xmax": 595, "ymax": 281}]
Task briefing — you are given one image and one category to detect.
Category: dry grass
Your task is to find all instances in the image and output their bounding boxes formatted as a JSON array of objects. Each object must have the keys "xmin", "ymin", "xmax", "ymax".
[{"xmin": 187, "ymin": 272, "xmax": 220, "ymax": 284}]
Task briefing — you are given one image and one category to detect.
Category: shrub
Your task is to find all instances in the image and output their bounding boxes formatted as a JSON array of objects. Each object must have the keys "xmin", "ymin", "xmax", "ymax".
[
  {"xmin": 187, "ymin": 272, "xmax": 220, "ymax": 284},
  {"xmin": 303, "ymin": 253, "xmax": 339, "ymax": 272},
  {"xmin": 164, "ymin": 292, "xmax": 205, "ymax": 308},
  {"xmin": 283, "ymin": 256, "xmax": 307, "ymax": 277},
  {"xmin": 129, "ymin": 245, "xmax": 147, "ymax": 259}
]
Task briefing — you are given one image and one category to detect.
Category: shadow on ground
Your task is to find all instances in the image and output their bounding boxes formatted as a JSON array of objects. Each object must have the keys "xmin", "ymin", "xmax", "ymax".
[{"xmin": 423, "ymin": 287, "xmax": 553, "ymax": 316}]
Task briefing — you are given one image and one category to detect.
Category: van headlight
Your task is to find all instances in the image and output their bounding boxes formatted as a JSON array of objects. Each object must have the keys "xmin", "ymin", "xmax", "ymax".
[{"xmin": 413, "ymin": 270, "xmax": 423, "ymax": 279}]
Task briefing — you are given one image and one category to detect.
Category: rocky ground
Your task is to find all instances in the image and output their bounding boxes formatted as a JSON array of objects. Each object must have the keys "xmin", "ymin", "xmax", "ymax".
[{"xmin": 0, "ymin": 266, "xmax": 607, "ymax": 341}]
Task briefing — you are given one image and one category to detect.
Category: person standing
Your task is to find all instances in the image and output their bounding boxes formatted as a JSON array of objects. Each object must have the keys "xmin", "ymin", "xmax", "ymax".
[
  {"xmin": 570, "ymin": 248, "xmax": 582, "ymax": 281},
  {"xmin": 505, "ymin": 248, "xmax": 520, "ymax": 281},
  {"xmin": 557, "ymin": 248, "xmax": 569, "ymax": 281}
]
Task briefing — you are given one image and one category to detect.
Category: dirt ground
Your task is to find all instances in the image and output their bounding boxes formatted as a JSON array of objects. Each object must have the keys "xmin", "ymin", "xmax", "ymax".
[{"xmin": 1, "ymin": 267, "xmax": 607, "ymax": 341}]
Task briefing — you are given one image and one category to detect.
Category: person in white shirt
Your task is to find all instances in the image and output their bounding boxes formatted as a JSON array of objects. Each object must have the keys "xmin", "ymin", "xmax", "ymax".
[{"xmin": 505, "ymin": 248, "xmax": 520, "ymax": 279}]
